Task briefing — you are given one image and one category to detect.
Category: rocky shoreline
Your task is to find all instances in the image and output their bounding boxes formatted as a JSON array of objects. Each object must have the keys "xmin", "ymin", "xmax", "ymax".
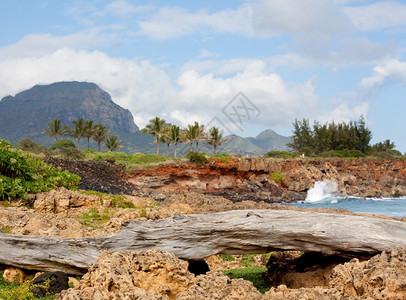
[{"xmin": 1, "ymin": 157, "xmax": 406, "ymax": 299}]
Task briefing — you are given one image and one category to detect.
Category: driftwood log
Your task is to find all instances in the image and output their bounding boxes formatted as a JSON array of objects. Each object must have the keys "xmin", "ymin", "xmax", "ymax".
[{"xmin": 1, "ymin": 209, "xmax": 406, "ymax": 275}]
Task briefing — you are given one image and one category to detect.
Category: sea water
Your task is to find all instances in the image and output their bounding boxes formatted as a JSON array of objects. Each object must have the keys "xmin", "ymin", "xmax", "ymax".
[{"xmin": 287, "ymin": 180, "xmax": 406, "ymax": 219}]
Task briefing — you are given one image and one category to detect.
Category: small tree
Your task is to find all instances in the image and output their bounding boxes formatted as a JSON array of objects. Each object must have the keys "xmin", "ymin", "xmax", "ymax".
[
  {"xmin": 182, "ymin": 124, "xmax": 197, "ymax": 152},
  {"xmin": 193, "ymin": 122, "xmax": 206, "ymax": 153},
  {"xmin": 170, "ymin": 125, "xmax": 181, "ymax": 158},
  {"xmin": 83, "ymin": 120, "xmax": 96, "ymax": 149},
  {"xmin": 43, "ymin": 118, "xmax": 69, "ymax": 142},
  {"xmin": 105, "ymin": 135, "xmax": 122, "ymax": 152},
  {"xmin": 67, "ymin": 117, "xmax": 86, "ymax": 150},
  {"xmin": 161, "ymin": 124, "xmax": 173, "ymax": 157},
  {"xmin": 142, "ymin": 117, "xmax": 166, "ymax": 155},
  {"xmin": 207, "ymin": 126, "xmax": 225, "ymax": 155},
  {"xmin": 92, "ymin": 124, "xmax": 111, "ymax": 152}
]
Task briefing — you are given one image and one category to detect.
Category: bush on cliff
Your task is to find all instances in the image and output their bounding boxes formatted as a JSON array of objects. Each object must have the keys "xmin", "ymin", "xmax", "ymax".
[
  {"xmin": 0, "ymin": 138, "xmax": 80, "ymax": 201},
  {"xmin": 264, "ymin": 151, "xmax": 297, "ymax": 159},
  {"xmin": 187, "ymin": 151, "xmax": 208, "ymax": 166}
]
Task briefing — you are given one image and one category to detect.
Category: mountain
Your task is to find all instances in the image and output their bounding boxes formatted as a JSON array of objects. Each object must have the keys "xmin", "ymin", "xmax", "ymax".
[
  {"xmin": 0, "ymin": 81, "xmax": 291, "ymax": 155},
  {"xmin": 0, "ymin": 81, "xmax": 143, "ymax": 150}
]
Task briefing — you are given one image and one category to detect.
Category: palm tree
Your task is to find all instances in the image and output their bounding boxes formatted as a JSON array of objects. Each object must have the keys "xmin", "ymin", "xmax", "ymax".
[
  {"xmin": 182, "ymin": 124, "xmax": 197, "ymax": 152},
  {"xmin": 141, "ymin": 117, "xmax": 166, "ymax": 155},
  {"xmin": 161, "ymin": 124, "xmax": 173, "ymax": 157},
  {"xmin": 92, "ymin": 124, "xmax": 111, "ymax": 152},
  {"xmin": 170, "ymin": 125, "xmax": 181, "ymax": 158},
  {"xmin": 83, "ymin": 120, "xmax": 96, "ymax": 149},
  {"xmin": 68, "ymin": 117, "xmax": 86, "ymax": 149},
  {"xmin": 207, "ymin": 126, "xmax": 225, "ymax": 155},
  {"xmin": 43, "ymin": 119, "xmax": 68, "ymax": 142},
  {"xmin": 105, "ymin": 135, "xmax": 122, "ymax": 152},
  {"xmin": 193, "ymin": 122, "xmax": 206, "ymax": 153}
]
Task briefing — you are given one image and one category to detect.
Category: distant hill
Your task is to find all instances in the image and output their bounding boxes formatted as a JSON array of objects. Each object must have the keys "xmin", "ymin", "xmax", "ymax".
[
  {"xmin": 0, "ymin": 81, "xmax": 291, "ymax": 155},
  {"xmin": 212, "ymin": 129, "xmax": 291, "ymax": 156}
]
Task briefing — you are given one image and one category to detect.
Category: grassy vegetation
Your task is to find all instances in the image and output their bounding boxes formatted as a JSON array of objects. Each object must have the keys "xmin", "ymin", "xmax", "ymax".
[
  {"xmin": 79, "ymin": 208, "xmax": 111, "ymax": 229},
  {"xmin": 212, "ymin": 153, "xmax": 231, "ymax": 163},
  {"xmin": 186, "ymin": 151, "xmax": 208, "ymax": 166},
  {"xmin": 83, "ymin": 151, "xmax": 181, "ymax": 171},
  {"xmin": 0, "ymin": 273, "xmax": 55, "ymax": 300},
  {"xmin": 0, "ymin": 224, "xmax": 13, "ymax": 234},
  {"xmin": 219, "ymin": 254, "xmax": 235, "ymax": 262},
  {"xmin": 222, "ymin": 267, "xmax": 269, "ymax": 294},
  {"xmin": 264, "ymin": 151, "xmax": 297, "ymax": 159},
  {"xmin": 269, "ymin": 172, "xmax": 284, "ymax": 183}
]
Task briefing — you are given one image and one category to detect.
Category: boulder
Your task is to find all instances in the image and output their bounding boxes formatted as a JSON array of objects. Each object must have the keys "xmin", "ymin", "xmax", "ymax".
[
  {"xmin": 32, "ymin": 271, "xmax": 69, "ymax": 297},
  {"xmin": 2, "ymin": 266, "xmax": 25, "ymax": 284}
]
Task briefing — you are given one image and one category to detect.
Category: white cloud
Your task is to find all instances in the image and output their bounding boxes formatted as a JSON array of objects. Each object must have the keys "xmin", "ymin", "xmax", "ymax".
[
  {"xmin": 343, "ymin": 1, "xmax": 406, "ymax": 31},
  {"xmin": 0, "ymin": 46, "xmax": 328, "ymax": 132},
  {"xmin": 251, "ymin": 0, "xmax": 352, "ymax": 37},
  {"xmin": 318, "ymin": 101, "xmax": 369, "ymax": 124},
  {"xmin": 359, "ymin": 59, "xmax": 406, "ymax": 96},
  {"xmin": 0, "ymin": 29, "xmax": 107, "ymax": 59},
  {"xmin": 105, "ymin": 1, "xmax": 152, "ymax": 17},
  {"xmin": 198, "ymin": 49, "xmax": 219, "ymax": 59},
  {"xmin": 137, "ymin": 6, "xmax": 253, "ymax": 40},
  {"xmin": 137, "ymin": 0, "xmax": 353, "ymax": 40}
]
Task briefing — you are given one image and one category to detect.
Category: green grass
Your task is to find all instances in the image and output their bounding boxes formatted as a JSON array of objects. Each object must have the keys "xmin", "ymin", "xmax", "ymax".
[
  {"xmin": 219, "ymin": 254, "xmax": 235, "ymax": 262},
  {"xmin": 0, "ymin": 201, "xmax": 12, "ymax": 207},
  {"xmin": 212, "ymin": 153, "xmax": 231, "ymax": 163},
  {"xmin": 79, "ymin": 208, "xmax": 111, "ymax": 229},
  {"xmin": 269, "ymin": 172, "xmax": 284, "ymax": 183},
  {"xmin": 0, "ymin": 272, "xmax": 54, "ymax": 300},
  {"xmin": 84, "ymin": 151, "xmax": 180, "ymax": 171},
  {"xmin": 0, "ymin": 224, "xmax": 13, "ymax": 234},
  {"xmin": 222, "ymin": 267, "xmax": 269, "ymax": 294},
  {"xmin": 264, "ymin": 151, "xmax": 297, "ymax": 159}
]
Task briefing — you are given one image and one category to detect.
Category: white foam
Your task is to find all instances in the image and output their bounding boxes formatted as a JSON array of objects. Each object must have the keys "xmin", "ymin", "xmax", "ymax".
[{"xmin": 305, "ymin": 181, "xmax": 338, "ymax": 203}]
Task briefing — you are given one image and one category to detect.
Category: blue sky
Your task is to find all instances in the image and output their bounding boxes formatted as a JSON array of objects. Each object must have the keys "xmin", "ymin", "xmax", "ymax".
[{"xmin": 0, "ymin": 0, "xmax": 405, "ymax": 152}]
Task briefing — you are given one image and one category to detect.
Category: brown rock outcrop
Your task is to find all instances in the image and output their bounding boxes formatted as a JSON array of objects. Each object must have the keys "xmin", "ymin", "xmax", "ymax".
[
  {"xmin": 127, "ymin": 157, "xmax": 406, "ymax": 201},
  {"xmin": 57, "ymin": 249, "xmax": 262, "ymax": 300},
  {"xmin": 2, "ymin": 266, "xmax": 26, "ymax": 284},
  {"xmin": 329, "ymin": 247, "xmax": 406, "ymax": 299},
  {"xmin": 57, "ymin": 248, "xmax": 406, "ymax": 299}
]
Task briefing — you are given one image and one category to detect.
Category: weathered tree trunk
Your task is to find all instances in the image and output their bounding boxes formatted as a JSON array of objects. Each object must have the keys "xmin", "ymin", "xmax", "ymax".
[{"xmin": 1, "ymin": 209, "xmax": 406, "ymax": 275}]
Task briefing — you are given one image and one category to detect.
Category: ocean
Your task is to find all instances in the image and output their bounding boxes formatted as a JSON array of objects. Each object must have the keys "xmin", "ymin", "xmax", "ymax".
[{"xmin": 286, "ymin": 181, "xmax": 406, "ymax": 219}]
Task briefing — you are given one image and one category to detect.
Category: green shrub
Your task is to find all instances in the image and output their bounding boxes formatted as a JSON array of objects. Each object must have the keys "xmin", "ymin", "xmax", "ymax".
[
  {"xmin": 0, "ymin": 272, "xmax": 55, "ymax": 300},
  {"xmin": 270, "ymin": 172, "xmax": 284, "ymax": 183},
  {"xmin": 264, "ymin": 151, "xmax": 297, "ymax": 159},
  {"xmin": 186, "ymin": 151, "xmax": 208, "ymax": 166},
  {"xmin": 79, "ymin": 208, "xmax": 110, "ymax": 228},
  {"xmin": 59, "ymin": 148, "xmax": 85, "ymax": 160},
  {"xmin": 0, "ymin": 138, "xmax": 80, "ymax": 201},
  {"xmin": 331, "ymin": 149, "xmax": 366, "ymax": 158},
  {"xmin": 16, "ymin": 138, "xmax": 49, "ymax": 155},
  {"xmin": 212, "ymin": 153, "xmax": 231, "ymax": 163},
  {"xmin": 222, "ymin": 267, "xmax": 269, "ymax": 294},
  {"xmin": 50, "ymin": 139, "xmax": 76, "ymax": 150},
  {"xmin": 219, "ymin": 254, "xmax": 235, "ymax": 262}
]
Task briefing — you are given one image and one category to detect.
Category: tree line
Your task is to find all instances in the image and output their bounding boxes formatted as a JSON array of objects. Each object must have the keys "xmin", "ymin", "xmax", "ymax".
[
  {"xmin": 43, "ymin": 118, "xmax": 122, "ymax": 152},
  {"xmin": 43, "ymin": 116, "xmax": 226, "ymax": 156},
  {"xmin": 288, "ymin": 116, "xmax": 398, "ymax": 156},
  {"xmin": 141, "ymin": 117, "xmax": 225, "ymax": 157}
]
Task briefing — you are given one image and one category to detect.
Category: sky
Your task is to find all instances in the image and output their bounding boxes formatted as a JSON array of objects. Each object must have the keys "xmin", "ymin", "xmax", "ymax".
[{"xmin": 0, "ymin": 0, "xmax": 405, "ymax": 152}]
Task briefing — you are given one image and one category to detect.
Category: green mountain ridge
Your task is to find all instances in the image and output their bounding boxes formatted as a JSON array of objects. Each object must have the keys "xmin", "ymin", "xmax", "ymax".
[{"xmin": 0, "ymin": 81, "xmax": 291, "ymax": 155}]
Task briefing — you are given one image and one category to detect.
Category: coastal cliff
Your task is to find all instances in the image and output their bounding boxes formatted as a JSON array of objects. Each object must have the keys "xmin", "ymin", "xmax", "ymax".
[{"xmin": 127, "ymin": 157, "xmax": 406, "ymax": 201}]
